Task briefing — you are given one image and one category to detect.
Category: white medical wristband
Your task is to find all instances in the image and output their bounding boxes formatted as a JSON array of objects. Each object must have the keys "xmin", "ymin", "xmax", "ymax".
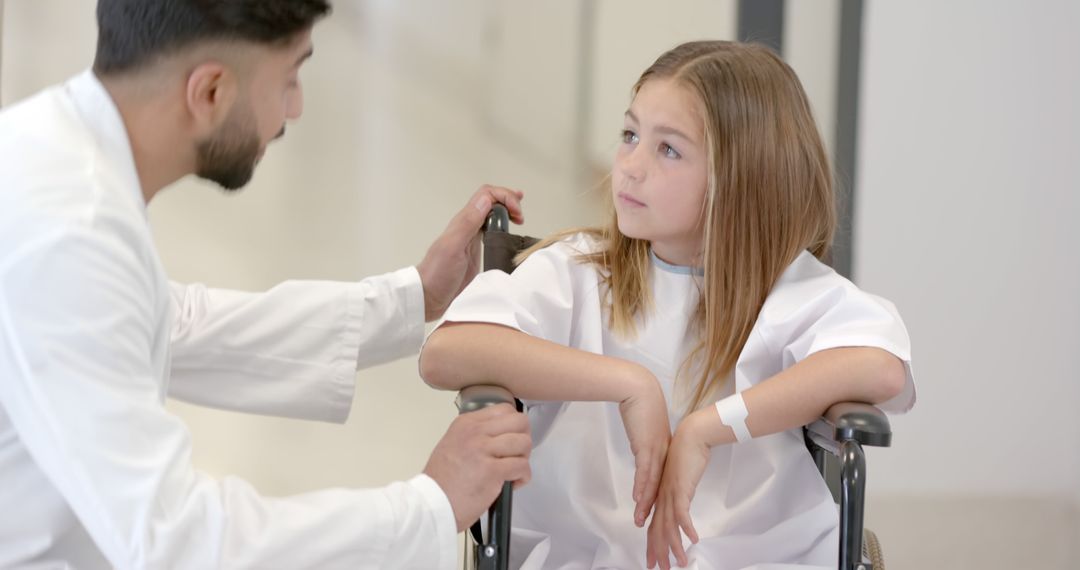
[{"xmin": 714, "ymin": 393, "xmax": 752, "ymax": 443}]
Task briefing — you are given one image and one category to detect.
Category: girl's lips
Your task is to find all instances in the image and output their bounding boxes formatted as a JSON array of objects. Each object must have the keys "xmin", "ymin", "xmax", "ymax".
[{"xmin": 618, "ymin": 192, "xmax": 646, "ymax": 207}]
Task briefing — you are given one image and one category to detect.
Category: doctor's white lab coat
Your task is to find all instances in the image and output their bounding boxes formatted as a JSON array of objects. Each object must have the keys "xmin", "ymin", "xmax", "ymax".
[{"xmin": 0, "ymin": 71, "xmax": 457, "ymax": 569}]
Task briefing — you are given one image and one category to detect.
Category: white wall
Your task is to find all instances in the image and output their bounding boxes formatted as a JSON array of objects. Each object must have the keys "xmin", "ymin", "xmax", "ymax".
[
  {"xmin": 484, "ymin": 2, "xmax": 589, "ymax": 175},
  {"xmin": 856, "ymin": 0, "xmax": 1080, "ymax": 503},
  {"xmin": 586, "ymin": 0, "xmax": 737, "ymax": 167},
  {"xmin": 0, "ymin": 0, "xmax": 96, "ymax": 105},
  {"xmin": 357, "ymin": 0, "xmax": 493, "ymax": 108}
]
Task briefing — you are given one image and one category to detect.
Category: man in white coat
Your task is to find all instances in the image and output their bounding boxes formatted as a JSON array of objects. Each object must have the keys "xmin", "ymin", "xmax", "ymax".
[{"xmin": 0, "ymin": 1, "xmax": 531, "ymax": 568}]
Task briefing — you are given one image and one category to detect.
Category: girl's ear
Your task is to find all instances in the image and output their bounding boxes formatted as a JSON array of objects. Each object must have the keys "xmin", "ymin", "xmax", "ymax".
[{"xmin": 185, "ymin": 62, "xmax": 239, "ymax": 137}]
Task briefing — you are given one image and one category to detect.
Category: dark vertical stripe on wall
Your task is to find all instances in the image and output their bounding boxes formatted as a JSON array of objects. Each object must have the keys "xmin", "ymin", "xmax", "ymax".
[
  {"xmin": 0, "ymin": 0, "xmax": 5, "ymax": 105},
  {"xmin": 832, "ymin": 0, "xmax": 864, "ymax": 279},
  {"xmin": 737, "ymin": 0, "xmax": 785, "ymax": 55}
]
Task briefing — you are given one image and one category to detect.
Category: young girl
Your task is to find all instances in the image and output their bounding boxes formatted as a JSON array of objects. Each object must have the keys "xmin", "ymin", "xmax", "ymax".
[{"xmin": 420, "ymin": 41, "xmax": 914, "ymax": 570}]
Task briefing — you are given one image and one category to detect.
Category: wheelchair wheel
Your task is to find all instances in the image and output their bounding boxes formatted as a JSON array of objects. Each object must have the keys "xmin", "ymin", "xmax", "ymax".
[{"xmin": 861, "ymin": 528, "xmax": 885, "ymax": 570}]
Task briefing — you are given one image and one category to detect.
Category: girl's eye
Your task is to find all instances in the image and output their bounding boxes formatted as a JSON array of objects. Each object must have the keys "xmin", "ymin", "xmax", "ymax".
[
  {"xmin": 661, "ymin": 143, "xmax": 681, "ymax": 159},
  {"xmin": 621, "ymin": 129, "xmax": 639, "ymax": 145}
]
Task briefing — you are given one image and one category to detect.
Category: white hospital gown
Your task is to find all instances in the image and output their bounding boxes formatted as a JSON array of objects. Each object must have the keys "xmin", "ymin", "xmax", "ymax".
[{"xmin": 439, "ymin": 234, "xmax": 915, "ymax": 570}]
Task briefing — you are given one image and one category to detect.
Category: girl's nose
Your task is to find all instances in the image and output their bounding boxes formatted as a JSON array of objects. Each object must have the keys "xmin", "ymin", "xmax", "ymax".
[{"xmin": 617, "ymin": 147, "xmax": 646, "ymax": 182}]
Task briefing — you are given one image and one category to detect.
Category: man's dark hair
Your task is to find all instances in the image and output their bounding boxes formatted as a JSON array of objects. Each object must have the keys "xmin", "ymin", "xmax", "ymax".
[{"xmin": 93, "ymin": 0, "xmax": 332, "ymax": 75}]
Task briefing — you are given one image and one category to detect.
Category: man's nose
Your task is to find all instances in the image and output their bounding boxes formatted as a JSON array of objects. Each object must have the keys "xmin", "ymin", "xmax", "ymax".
[{"xmin": 286, "ymin": 84, "xmax": 304, "ymax": 120}]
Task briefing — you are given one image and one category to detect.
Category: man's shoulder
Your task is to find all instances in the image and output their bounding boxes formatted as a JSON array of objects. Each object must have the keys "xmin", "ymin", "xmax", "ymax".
[
  {"xmin": 0, "ymin": 81, "xmax": 98, "ymax": 195},
  {"xmin": 0, "ymin": 79, "xmax": 86, "ymax": 154},
  {"xmin": 0, "ymin": 78, "xmax": 139, "ymax": 237},
  {"xmin": 0, "ymin": 102, "xmax": 149, "ymax": 272}
]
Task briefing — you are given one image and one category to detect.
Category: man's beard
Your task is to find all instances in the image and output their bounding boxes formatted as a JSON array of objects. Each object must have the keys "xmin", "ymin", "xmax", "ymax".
[{"xmin": 195, "ymin": 104, "xmax": 262, "ymax": 192}]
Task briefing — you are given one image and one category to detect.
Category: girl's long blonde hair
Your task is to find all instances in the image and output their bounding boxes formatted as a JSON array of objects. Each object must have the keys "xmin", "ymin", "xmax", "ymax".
[{"xmin": 522, "ymin": 41, "xmax": 835, "ymax": 413}]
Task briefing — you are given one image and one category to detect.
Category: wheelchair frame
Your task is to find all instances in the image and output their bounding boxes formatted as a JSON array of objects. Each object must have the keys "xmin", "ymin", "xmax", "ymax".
[{"xmin": 457, "ymin": 205, "xmax": 892, "ymax": 570}]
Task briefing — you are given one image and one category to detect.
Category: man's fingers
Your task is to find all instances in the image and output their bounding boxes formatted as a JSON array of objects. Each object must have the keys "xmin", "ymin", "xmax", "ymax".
[
  {"xmin": 493, "ymin": 456, "xmax": 531, "ymax": 487},
  {"xmin": 486, "ymin": 432, "xmax": 532, "ymax": 458},
  {"xmin": 479, "ymin": 185, "xmax": 525, "ymax": 223},
  {"xmin": 474, "ymin": 405, "xmax": 530, "ymax": 437},
  {"xmin": 454, "ymin": 185, "xmax": 525, "ymax": 239}
]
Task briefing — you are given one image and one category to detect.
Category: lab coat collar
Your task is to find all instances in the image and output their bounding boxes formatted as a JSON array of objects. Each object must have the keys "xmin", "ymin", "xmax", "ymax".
[{"xmin": 66, "ymin": 69, "xmax": 146, "ymax": 210}]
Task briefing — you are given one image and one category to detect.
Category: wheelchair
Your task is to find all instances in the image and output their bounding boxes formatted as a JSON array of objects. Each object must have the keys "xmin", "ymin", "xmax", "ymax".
[{"xmin": 457, "ymin": 205, "xmax": 891, "ymax": 570}]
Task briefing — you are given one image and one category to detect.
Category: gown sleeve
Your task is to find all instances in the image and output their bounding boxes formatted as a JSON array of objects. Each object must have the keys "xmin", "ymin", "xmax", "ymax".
[
  {"xmin": 431, "ymin": 235, "xmax": 601, "ymax": 423},
  {"xmin": 756, "ymin": 254, "xmax": 916, "ymax": 413},
  {"xmin": 436, "ymin": 239, "xmax": 586, "ymax": 346}
]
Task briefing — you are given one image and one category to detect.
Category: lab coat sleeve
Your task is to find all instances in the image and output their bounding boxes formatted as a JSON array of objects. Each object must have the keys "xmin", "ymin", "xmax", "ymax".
[
  {"xmin": 758, "ymin": 268, "xmax": 916, "ymax": 413},
  {"xmin": 0, "ymin": 229, "xmax": 456, "ymax": 569},
  {"xmin": 166, "ymin": 267, "xmax": 426, "ymax": 423}
]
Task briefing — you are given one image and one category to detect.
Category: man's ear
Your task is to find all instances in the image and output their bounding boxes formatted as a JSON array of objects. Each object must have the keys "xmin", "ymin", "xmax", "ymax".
[{"xmin": 185, "ymin": 62, "xmax": 239, "ymax": 137}]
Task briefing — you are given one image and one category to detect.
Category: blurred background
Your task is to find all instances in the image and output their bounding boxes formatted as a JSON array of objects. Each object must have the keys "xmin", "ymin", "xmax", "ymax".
[{"xmin": 2, "ymin": 1, "xmax": 1078, "ymax": 567}]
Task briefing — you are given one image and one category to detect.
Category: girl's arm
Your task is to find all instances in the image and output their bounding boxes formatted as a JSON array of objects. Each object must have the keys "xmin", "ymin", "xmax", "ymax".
[
  {"xmin": 421, "ymin": 321, "xmax": 671, "ymax": 527},
  {"xmin": 422, "ymin": 322, "xmax": 652, "ymax": 403},
  {"xmin": 693, "ymin": 346, "xmax": 906, "ymax": 447},
  {"xmin": 646, "ymin": 347, "xmax": 906, "ymax": 570}
]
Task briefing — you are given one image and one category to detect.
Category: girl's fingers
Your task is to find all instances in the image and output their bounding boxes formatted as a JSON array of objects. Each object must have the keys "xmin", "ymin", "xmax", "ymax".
[
  {"xmin": 669, "ymin": 510, "xmax": 688, "ymax": 568},
  {"xmin": 678, "ymin": 506, "xmax": 700, "ymax": 544}
]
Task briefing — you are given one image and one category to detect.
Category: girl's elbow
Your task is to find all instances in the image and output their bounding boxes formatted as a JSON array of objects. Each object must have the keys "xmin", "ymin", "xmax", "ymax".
[
  {"xmin": 419, "ymin": 331, "xmax": 459, "ymax": 390},
  {"xmin": 869, "ymin": 350, "xmax": 907, "ymax": 403}
]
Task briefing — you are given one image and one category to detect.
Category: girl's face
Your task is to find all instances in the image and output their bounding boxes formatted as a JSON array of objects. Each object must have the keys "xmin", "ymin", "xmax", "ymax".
[{"xmin": 612, "ymin": 77, "xmax": 709, "ymax": 267}]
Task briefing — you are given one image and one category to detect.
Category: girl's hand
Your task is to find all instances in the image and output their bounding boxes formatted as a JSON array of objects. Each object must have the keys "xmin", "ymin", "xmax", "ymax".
[
  {"xmin": 646, "ymin": 410, "xmax": 711, "ymax": 569},
  {"xmin": 618, "ymin": 367, "xmax": 671, "ymax": 528}
]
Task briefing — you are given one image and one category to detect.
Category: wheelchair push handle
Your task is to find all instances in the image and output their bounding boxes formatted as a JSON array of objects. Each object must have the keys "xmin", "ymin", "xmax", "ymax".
[{"xmin": 484, "ymin": 203, "xmax": 511, "ymax": 234}]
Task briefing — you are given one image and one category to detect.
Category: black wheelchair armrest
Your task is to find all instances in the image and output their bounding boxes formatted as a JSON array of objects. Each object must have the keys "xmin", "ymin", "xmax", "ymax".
[
  {"xmin": 456, "ymin": 384, "xmax": 519, "ymax": 413},
  {"xmin": 805, "ymin": 403, "xmax": 890, "ymax": 570},
  {"xmin": 806, "ymin": 402, "xmax": 891, "ymax": 451}
]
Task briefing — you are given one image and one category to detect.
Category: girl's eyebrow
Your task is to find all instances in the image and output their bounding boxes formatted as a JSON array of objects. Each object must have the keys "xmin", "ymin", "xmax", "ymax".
[
  {"xmin": 655, "ymin": 124, "xmax": 694, "ymax": 143},
  {"xmin": 625, "ymin": 110, "xmax": 696, "ymax": 144}
]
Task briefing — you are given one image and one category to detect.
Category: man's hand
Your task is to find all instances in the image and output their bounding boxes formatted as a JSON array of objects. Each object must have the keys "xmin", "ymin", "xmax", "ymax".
[
  {"xmin": 417, "ymin": 185, "xmax": 525, "ymax": 322},
  {"xmin": 422, "ymin": 403, "xmax": 532, "ymax": 532}
]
